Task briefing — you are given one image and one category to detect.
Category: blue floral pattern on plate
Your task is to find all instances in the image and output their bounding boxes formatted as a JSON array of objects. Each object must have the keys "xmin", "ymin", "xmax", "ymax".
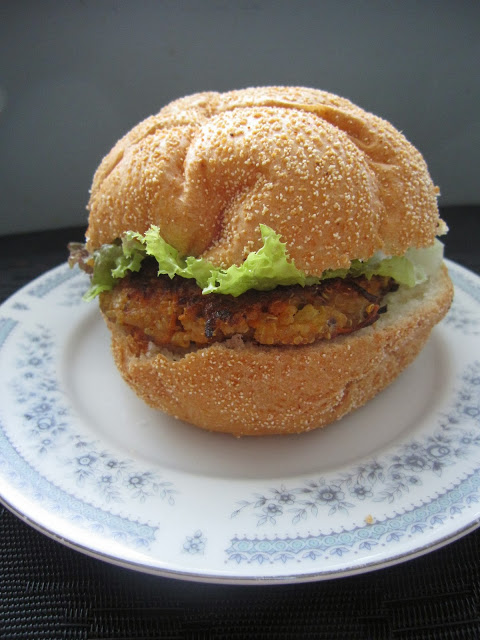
[
  {"xmin": 10, "ymin": 323, "xmax": 177, "ymax": 508},
  {"xmin": 0, "ymin": 260, "xmax": 480, "ymax": 583},
  {"xmin": 227, "ymin": 363, "xmax": 480, "ymax": 566},
  {"xmin": 183, "ymin": 531, "xmax": 207, "ymax": 555},
  {"xmin": 227, "ymin": 469, "xmax": 480, "ymax": 565},
  {"xmin": 231, "ymin": 362, "xmax": 480, "ymax": 527}
]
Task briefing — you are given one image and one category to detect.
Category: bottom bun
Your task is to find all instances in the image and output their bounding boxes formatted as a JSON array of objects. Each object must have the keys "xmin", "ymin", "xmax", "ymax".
[{"xmin": 106, "ymin": 265, "xmax": 453, "ymax": 436}]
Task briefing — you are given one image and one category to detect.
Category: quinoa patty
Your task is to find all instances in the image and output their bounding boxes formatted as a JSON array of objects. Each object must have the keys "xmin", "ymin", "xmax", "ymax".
[{"xmin": 99, "ymin": 261, "xmax": 396, "ymax": 349}]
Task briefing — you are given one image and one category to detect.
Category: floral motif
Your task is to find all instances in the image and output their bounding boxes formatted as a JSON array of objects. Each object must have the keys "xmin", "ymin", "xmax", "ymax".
[
  {"xmin": 68, "ymin": 435, "xmax": 176, "ymax": 504},
  {"xmin": 0, "ymin": 422, "xmax": 159, "ymax": 548},
  {"xmin": 232, "ymin": 361, "xmax": 480, "ymax": 527},
  {"xmin": 226, "ymin": 468, "xmax": 480, "ymax": 566},
  {"xmin": 183, "ymin": 531, "xmax": 206, "ymax": 555},
  {"xmin": 12, "ymin": 302, "xmax": 29, "ymax": 311}
]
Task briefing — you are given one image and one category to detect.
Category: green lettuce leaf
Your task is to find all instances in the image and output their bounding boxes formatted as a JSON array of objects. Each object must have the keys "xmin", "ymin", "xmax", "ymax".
[
  {"xmin": 143, "ymin": 226, "xmax": 189, "ymax": 278},
  {"xmin": 201, "ymin": 225, "xmax": 308, "ymax": 295},
  {"xmin": 83, "ymin": 234, "xmax": 146, "ymax": 300},
  {"xmin": 322, "ymin": 239, "xmax": 444, "ymax": 288},
  {"xmin": 324, "ymin": 255, "xmax": 417, "ymax": 287},
  {"xmin": 84, "ymin": 224, "xmax": 444, "ymax": 299}
]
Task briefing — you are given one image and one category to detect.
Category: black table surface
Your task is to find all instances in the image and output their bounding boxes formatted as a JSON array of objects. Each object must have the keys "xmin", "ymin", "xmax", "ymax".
[{"xmin": 0, "ymin": 205, "xmax": 479, "ymax": 639}]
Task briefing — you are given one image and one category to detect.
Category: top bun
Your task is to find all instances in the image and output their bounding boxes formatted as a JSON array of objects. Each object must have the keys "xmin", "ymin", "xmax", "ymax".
[{"xmin": 86, "ymin": 86, "xmax": 444, "ymax": 275}]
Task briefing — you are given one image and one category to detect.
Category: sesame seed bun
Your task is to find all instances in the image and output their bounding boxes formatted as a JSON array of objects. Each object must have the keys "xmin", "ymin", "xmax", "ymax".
[
  {"xmin": 86, "ymin": 86, "xmax": 445, "ymax": 274},
  {"xmin": 105, "ymin": 265, "xmax": 453, "ymax": 436},
  {"xmin": 85, "ymin": 86, "xmax": 453, "ymax": 436}
]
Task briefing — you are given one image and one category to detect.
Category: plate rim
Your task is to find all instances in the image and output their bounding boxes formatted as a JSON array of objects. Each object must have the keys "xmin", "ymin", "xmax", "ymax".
[{"xmin": 1, "ymin": 486, "xmax": 479, "ymax": 585}]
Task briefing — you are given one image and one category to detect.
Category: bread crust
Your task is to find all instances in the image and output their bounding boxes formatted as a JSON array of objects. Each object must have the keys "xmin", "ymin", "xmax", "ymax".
[
  {"xmin": 106, "ymin": 265, "xmax": 453, "ymax": 436},
  {"xmin": 86, "ymin": 86, "xmax": 445, "ymax": 276}
]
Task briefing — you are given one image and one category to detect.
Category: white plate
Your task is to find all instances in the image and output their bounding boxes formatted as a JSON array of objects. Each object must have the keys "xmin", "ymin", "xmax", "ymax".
[{"xmin": 0, "ymin": 260, "xmax": 479, "ymax": 584}]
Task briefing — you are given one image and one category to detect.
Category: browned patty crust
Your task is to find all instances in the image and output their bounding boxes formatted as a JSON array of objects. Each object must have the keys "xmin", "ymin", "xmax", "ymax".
[{"xmin": 99, "ymin": 263, "xmax": 397, "ymax": 349}]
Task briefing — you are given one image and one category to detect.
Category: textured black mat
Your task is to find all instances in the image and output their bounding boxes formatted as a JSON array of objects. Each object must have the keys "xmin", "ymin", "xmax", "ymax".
[{"xmin": 0, "ymin": 206, "xmax": 479, "ymax": 639}]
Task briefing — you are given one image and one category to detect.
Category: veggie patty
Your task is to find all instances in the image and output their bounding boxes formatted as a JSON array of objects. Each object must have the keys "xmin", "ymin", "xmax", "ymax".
[{"xmin": 99, "ymin": 260, "xmax": 397, "ymax": 349}]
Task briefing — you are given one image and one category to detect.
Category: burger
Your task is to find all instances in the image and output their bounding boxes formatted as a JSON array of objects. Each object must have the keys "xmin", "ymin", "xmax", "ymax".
[{"xmin": 69, "ymin": 86, "xmax": 453, "ymax": 436}]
